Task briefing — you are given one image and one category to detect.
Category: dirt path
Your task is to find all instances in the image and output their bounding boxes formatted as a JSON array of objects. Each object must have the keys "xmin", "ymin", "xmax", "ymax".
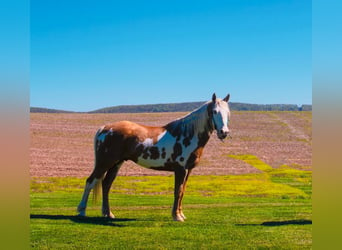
[{"xmin": 272, "ymin": 112, "xmax": 311, "ymax": 143}]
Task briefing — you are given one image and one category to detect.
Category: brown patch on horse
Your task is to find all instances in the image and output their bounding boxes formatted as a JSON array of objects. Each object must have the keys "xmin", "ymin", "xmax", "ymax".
[
  {"xmin": 184, "ymin": 130, "xmax": 210, "ymax": 169},
  {"xmin": 142, "ymin": 148, "xmax": 150, "ymax": 159},
  {"xmin": 186, "ymin": 147, "xmax": 204, "ymax": 169},
  {"xmin": 197, "ymin": 130, "xmax": 211, "ymax": 147},
  {"xmin": 182, "ymin": 137, "xmax": 191, "ymax": 147},
  {"xmin": 161, "ymin": 148, "xmax": 166, "ymax": 159},
  {"xmin": 104, "ymin": 121, "xmax": 165, "ymax": 143},
  {"xmin": 171, "ymin": 142, "xmax": 183, "ymax": 161},
  {"xmin": 149, "ymin": 147, "xmax": 160, "ymax": 160},
  {"xmin": 131, "ymin": 144, "xmax": 144, "ymax": 162}
]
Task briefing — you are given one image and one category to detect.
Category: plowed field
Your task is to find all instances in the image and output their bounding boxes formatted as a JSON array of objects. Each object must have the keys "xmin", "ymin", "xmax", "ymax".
[{"xmin": 30, "ymin": 111, "xmax": 311, "ymax": 177}]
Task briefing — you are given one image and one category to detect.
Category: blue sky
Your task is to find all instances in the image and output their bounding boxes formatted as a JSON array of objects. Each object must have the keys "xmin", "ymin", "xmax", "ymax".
[{"xmin": 30, "ymin": 0, "xmax": 311, "ymax": 112}]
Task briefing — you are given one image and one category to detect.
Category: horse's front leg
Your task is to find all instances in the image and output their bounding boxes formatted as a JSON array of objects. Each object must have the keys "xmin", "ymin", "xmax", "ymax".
[
  {"xmin": 178, "ymin": 169, "xmax": 192, "ymax": 220},
  {"xmin": 172, "ymin": 168, "xmax": 191, "ymax": 222}
]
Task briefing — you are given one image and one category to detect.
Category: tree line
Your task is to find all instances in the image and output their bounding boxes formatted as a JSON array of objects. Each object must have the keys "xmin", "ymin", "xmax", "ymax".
[{"xmin": 31, "ymin": 102, "xmax": 312, "ymax": 113}]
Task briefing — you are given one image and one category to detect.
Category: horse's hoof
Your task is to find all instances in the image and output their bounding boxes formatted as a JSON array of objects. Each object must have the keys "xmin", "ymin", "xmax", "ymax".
[
  {"xmin": 77, "ymin": 207, "xmax": 86, "ymax": 217},
  {"xmin": 103, "ymin": 212, "xmax": 115, "ymax": 219},
  {"xmin": 180, "ymin": 212, "xmax": 187, "ymax": 220},
  {"xmin": 173, "ymin": 216, "xmax": 185, "ymax": 222}
]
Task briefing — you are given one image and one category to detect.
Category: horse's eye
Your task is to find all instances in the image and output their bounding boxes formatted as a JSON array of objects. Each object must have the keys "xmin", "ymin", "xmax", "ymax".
[{"xmin": 213, "ymin": 110, "xmax": 218, "ymax": 115}]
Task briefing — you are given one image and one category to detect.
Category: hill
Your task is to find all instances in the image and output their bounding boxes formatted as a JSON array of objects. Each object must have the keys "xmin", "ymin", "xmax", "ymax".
[
  {"xmin": 30, "ymin": 107, "xmax": 75, "ymax": 113},
  {"xmin": 30, "ymin": 102, "xmax": 312, "ymax": 113},
  {"xmin": 88, "ymin": 102, "xmax": 312, "ymax": 113}
]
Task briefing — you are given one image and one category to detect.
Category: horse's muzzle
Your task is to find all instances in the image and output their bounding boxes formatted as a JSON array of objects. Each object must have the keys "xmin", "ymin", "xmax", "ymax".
[{"xmin": 217, "ymin": 130, "xmax": 231, "ymax": 140}]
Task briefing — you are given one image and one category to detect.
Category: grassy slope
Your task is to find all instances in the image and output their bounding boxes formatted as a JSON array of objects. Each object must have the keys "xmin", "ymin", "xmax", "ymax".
[{"xmin": 30, "ymin": 155, "xmax": 312, "ymax": 249}]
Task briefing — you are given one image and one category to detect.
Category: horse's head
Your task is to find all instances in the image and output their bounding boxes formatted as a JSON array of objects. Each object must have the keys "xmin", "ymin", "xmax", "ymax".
[{"xmin": 210, "ymin": 93, "xmax": 231, "ymax": 140}]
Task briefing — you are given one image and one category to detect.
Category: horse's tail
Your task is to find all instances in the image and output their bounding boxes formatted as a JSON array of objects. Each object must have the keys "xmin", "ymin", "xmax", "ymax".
[{"xmin": 92, "ymin": 177, "xmax": 103, "ymax": 205}]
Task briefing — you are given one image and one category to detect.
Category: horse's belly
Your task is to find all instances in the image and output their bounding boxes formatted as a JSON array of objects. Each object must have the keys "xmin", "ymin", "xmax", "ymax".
[{"xmin": 136, "ymin": 157, "xmax": 171, "ymax": 169}]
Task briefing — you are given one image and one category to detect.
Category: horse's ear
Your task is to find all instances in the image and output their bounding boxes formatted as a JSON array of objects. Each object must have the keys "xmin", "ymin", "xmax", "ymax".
[
  {"xmin": 223, "ymin": 93, "xmax": 230, "ymax": 102},
  {"xmin": 212, "ymin": 93, "xmax": 217, "ymax": 103}
]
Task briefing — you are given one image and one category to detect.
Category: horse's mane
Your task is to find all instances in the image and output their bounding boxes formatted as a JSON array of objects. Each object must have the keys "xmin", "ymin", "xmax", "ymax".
[{"xmin": 164, "ymin": 101, "xmax": 213, "ymax": 138}]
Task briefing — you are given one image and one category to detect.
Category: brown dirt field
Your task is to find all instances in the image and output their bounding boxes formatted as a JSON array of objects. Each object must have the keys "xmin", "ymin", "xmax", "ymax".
[{"xmin": 30, "ymin": 111, "xmax": 312, "ymax": 177}]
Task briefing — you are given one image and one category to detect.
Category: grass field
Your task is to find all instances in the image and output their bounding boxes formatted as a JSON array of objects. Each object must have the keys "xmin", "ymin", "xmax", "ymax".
[{"xmin": 30, "ymin": 154, "xmax": 312, "ymax": 249}]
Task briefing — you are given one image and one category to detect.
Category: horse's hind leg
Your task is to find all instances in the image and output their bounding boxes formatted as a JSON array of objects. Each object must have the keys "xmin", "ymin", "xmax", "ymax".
[
  {"xmin": 102, "ymin": 161, "xmax": 123, "ymax": 218},
  {"xmin": 77, "ymin": 166, "xmax": 107, "ymax": 217},
  {"xmin": 77, "ymin": 174, "xmax": 97, "ymax": 216}
]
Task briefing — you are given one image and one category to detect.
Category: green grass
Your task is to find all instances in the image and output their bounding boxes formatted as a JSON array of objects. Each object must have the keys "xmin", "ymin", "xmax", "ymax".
[{"xmin": 31, "ymin": 155, "xmax": 312, "ymax": 249}]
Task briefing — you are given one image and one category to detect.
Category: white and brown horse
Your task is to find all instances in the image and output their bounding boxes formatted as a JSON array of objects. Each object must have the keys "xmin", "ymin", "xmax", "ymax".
[{"xmin": 77, "ymin": 93, "xmax": 231, "ymax": 221}]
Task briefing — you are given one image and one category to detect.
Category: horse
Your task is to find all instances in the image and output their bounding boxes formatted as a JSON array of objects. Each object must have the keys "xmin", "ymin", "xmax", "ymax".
[{"xmin": 77, "ymin": 93, "xmax": 231, "ymax": 222}]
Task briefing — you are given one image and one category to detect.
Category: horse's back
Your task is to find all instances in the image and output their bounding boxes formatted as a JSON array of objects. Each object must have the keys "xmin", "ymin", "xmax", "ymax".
[{"xmin": 99, "ymin": 120, "xmax": 165, "ymax": 141}]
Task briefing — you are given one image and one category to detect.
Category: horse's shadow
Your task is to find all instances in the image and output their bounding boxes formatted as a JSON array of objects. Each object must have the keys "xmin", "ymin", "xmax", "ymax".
[
  {"xmin": 236, "ymin": 219, "xmax": 312, "ymax": 227},
  {"xmin": 30, "ymin": 214, "xmax": 136, "ymax": 227}
]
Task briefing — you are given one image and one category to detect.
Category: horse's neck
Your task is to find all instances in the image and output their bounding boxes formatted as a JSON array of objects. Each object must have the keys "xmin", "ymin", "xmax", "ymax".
[
  {"xmin": 186, "ymin": 104, "xmax": 211, "ymax": 133},
  {"xmin": 165, "ymin": 103, "xmax": 214, "ymax": 139}
]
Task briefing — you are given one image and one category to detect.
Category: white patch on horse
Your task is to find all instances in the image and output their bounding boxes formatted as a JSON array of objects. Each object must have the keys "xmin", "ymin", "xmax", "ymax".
[
  {"xmin": 142, "ymin": 138, "xmax": 154, "ymax": 147},
  {"xmin": 141, "ymin": 130, "xmax": 167, "ymax": 148},
  {"xmin": 98, "ymin": 125, "xmax": 105, "ymax": 134},
  {"xmin": 157, "ymin": 130, "xmax": 167, "ymax": 141}
]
